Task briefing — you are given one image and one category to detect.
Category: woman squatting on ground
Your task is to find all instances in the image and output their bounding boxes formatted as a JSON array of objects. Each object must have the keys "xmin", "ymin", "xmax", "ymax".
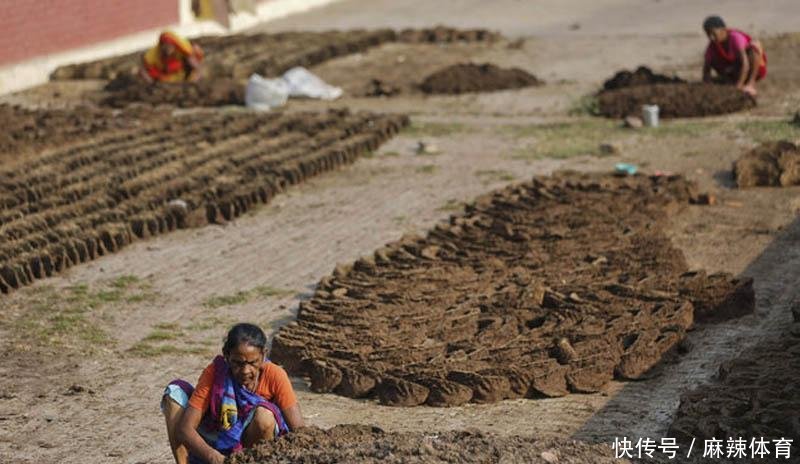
[{"xmin": 161, "ymin": 323, "xmax": 305, "ymax": 464}]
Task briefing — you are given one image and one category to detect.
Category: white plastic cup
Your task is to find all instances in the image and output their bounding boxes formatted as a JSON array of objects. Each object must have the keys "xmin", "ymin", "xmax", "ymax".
[{"xmin": 642, "ymin": 104, "xmax": 660, "ymax": 127}]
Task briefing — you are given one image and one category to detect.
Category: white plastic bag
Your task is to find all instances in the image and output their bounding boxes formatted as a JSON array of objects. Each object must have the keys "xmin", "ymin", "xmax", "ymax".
[
  {"xmin": 282, "ymin": 66, "xmax": 343, "ymax": 100},
  {"xmin": 245, "ymin": 73, "xmax": 289, "ymax": 111}
]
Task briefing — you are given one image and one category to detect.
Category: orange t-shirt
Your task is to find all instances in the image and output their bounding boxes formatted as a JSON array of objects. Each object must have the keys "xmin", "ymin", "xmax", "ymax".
[{"xmin": 188, "ymin": 361, "xmax": 297, "ymax": 413}]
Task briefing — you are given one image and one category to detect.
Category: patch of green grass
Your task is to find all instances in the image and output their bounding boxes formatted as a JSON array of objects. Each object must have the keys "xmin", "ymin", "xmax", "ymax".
[
  {"xmin": 252, "ymin": 286, "xmax": 295, "ymax": 298},
  {"xmin": 186, "ymin": 316, "xmax": 231, "ymax": 332},
  {"xmin": 737, "ymin": 120, "xmax": 799, "ymax": 143},
  {"xmin": 125, "ymin": 293, "xmax": 153, "ymax": 303},
  {"xmin": 203, "ymin": 291, "xmax": 251, "ymax": 309},
  {"xmin": 505, "ymin": 120, "xmax": 616, "ymax": 160},
  {"xmin": 154, "ymin": 322, "xmax": 181, "ymax": 331},
  {"xmin": 646, "ymin": 120, "xmax": 716, "ymax": 139},
  {"xmin": 6, "ymin": 277, "xmax": 154, "ymax": 352},
  {"xmin": 142, "ymin": 329, "xmax": 181, "ymax": 342},
  {"xmin": 382, "ymin": 151, "xmax": 401, "ymax": 157},
  {"xmin": 203, "ymin": 285, "xmax": 294, "ymax": 309},
  {"xmin": 402, "ymin": 121, "xmax": 467, "ymax": 138},
  {"xmin": 474, "ymin": 169, "xmax": 516, "ymax": 183},
  {"xmin": 437, "ymin": 199, "xmax": 464, "ymax": 212},
  {"xmin": 128, "ymin": 342, "xmax": 208, "ymax": 358},
  {"xmin": 415, "ymin": 164, "xmax": 437, "ymax": 174},
  {"xmin": 110, "ymin": 275, "xmax": 141, "ymax": 289},
  {"xmin": 568, "ymin": 94, "xmax": 600, "ymax": 116},
  {"xmin": 505, "ymin": 118, "xmax": 720, "ymax": 161}
]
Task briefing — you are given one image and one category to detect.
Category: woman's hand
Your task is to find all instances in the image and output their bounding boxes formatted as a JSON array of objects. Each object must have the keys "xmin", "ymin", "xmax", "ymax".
[
  {"xmin": 179, "ymin": 406, "xmax": 226, "ymax": 464},
  {"xmin": 209, "ymin": 452, "xmax": 226, "ymax": 464}
]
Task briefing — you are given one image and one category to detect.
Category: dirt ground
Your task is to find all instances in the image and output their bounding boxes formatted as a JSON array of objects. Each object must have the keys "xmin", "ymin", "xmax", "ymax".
[{"xmin": 2, "ymin": 1, "xmax": 800, "ymax": 463}]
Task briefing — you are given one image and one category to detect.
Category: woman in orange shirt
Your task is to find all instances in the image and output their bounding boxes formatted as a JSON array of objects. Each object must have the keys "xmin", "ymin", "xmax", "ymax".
[{"xmin": 161, "ymin": 323, "xmax": 305, "ymax": 464}]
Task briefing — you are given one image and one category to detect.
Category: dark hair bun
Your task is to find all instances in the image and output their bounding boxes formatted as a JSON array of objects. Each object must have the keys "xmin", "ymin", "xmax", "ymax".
[{"xmin": 223, "ymin": 322, "xmax": 267, "ymax": 355}]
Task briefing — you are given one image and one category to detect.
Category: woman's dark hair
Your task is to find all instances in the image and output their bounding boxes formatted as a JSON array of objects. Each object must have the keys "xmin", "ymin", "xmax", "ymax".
[
  {"xmin": 223, "ymin": 323, "xmax": 267, "ymax": 356},
  {"xmin": 703, "ymin": 15, "xmax": 726, "ymax": 33}
]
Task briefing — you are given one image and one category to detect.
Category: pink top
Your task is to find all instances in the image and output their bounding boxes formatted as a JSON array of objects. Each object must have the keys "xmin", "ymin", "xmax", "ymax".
[{"xmin": 704, "ymin": 29, "xmax": 751, "ymax": 72}]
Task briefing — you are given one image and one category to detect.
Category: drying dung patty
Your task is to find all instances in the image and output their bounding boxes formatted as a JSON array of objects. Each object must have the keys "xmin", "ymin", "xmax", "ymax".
[{"xmin": 271, "ymin": 172, "xmax": 754, "ymax": 407}]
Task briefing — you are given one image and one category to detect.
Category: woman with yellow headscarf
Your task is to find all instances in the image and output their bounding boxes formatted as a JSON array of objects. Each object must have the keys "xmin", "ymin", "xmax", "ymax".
[{"xmin": 140, "ymin": 31, "xmax": 205, "ymax": 83}]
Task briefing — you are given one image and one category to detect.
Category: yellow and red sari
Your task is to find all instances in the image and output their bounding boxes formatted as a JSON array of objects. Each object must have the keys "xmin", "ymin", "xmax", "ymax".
[{"xmin": 142, "ymin": 31, "xmax": 204, "ymax": 82}]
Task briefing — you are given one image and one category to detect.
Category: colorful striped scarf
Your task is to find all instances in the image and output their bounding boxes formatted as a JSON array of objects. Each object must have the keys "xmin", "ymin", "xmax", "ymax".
[{"xmin": 202, "ymin": 355, "xmax": 289, "ymax": 454}]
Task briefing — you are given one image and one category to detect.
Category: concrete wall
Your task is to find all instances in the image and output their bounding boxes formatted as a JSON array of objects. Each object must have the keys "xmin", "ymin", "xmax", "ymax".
[{"xmin": 0, "ymin": 0, "xmax": 179, "ymax": 66}]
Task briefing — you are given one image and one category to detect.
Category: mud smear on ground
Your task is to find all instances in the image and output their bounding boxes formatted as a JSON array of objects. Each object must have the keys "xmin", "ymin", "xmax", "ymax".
[
  {"xmin": 51, "ymin": 28, "xmax": 501, "ymax": 82},
  {"xmin": 102, "ymin": 75, "xmax": 244, "ymax": 108},
  {"xmin": 229, "ymin": 425, "xmax": 627, "ymax": 464},
  {"xmin": 419, "ymin": 63, "xmax": 542, "ymax": 95},
  {"xmin": 597, "ymin": 83, "xmax": 755, "ymax": 118},
  {"xmin": 271, "ymin": 173, "xmax": 754, "ymax": 407},
  {"xmin": 0, "ymin": 104, "xmax": 155, "ymax": 163},
  {"xmin": 601, "ymin": 66, "xmax": 685, "ymax": 91},
  {"xmin": 734, "ymin": 140, "xmax": 800, "ymax": 188},
  {"xmin": 0, "ymin": 109, "xmax": 408, "ymax": 294},
  {"xmin": 669, "ymin": 313, "xmax": 800, "ymax": 444}
]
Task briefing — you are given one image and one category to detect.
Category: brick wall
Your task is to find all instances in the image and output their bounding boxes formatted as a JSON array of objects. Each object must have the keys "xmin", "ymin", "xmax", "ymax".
[{"xmin": 0, "ymin": 0, "xmax": 179, "ymax": 66}]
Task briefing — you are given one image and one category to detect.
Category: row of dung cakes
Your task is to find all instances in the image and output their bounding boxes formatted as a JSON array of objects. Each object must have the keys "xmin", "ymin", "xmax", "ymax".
[
  {"xmin": 0, "ymin": 109, "xmax": 408, "ymax": 294},
  {"xmin": 50, "ymin": 27, "xmax": 502, "ymax": 82}
]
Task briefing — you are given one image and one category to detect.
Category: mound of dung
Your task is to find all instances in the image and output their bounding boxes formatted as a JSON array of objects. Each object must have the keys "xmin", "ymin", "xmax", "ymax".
[
  {"xmin": 228, "ymin": 425, "xmax": 626, "ymax": 464},
  {"xmin": 102, "ymin": 75, "xmax": 244, "ymax": 108},
  {"xmin": 602, "ymin": 66, "xmax": 685, "ymax": 91},
  {"xmin": 597, "ymin": 83, "xmax": 755, "ymax": 118},
  {"xmin": 271, "ymin": 172, "xmax": 754, "ymax": 407},
  {"xmin": 669, "ymin": 314, "xmax": 800, "ymax": 443},
  {"xmin": 734, "ymin": 140, "xmax": 800, "ymax": 188},
  {"xmin": 420, "ymin": 63, "xmax": 542, "ymax": 95}
]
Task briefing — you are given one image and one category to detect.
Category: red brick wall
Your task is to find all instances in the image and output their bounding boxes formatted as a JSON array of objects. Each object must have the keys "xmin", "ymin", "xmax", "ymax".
[{"xmin": 0, "ymin": 0, "xmax": 179, "ymax": 66}]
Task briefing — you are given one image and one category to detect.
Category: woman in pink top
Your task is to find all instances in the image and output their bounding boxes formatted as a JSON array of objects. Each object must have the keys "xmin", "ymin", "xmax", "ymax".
[{"xmin": 702, "ymin": 15, "xmax": 766, "ymax": 96}]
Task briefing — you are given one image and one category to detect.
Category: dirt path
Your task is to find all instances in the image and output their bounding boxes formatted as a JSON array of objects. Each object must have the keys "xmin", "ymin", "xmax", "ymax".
[{"xmin": 2, "ymin": 2, "xmax": 800, "ymax": 463}]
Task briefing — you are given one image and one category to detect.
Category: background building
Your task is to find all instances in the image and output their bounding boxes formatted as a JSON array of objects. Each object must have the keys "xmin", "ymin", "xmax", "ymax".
[{"xmin": 0, "ymin": 0, "xmax": 335, "ymax": 94}]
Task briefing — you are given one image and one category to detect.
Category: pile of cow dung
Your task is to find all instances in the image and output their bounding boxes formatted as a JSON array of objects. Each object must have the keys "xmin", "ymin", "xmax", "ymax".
[
  {"xmin": 102, "ymin": 74, "xmax": 244, "ymax": 108},
  {"xmin": 228, "ymin": 425, "xmax": 627, "ymax": 464},
  {"xmin": 420, "ymin": 63, "xmax": 542, "ymax": 95},
  {"xmin": 596, "ymin": 83, "xmax": 755, "ymax": 118},
  {"xmin": 734, "ymin": 140, "xmax": 800, "ymax": 188},
  {"xmin": 601, "ymin": 66, "xmax": 685, "ymax": 91},
  {"xmin": 271, "ymin": 172, "xmax": 754, "ymax": 407}
]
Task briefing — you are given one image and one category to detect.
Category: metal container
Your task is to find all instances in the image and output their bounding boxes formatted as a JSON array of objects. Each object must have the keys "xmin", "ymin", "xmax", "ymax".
[{"xmin": 641, "ymin": 104, "xmax": 660, "ymax": 127}]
